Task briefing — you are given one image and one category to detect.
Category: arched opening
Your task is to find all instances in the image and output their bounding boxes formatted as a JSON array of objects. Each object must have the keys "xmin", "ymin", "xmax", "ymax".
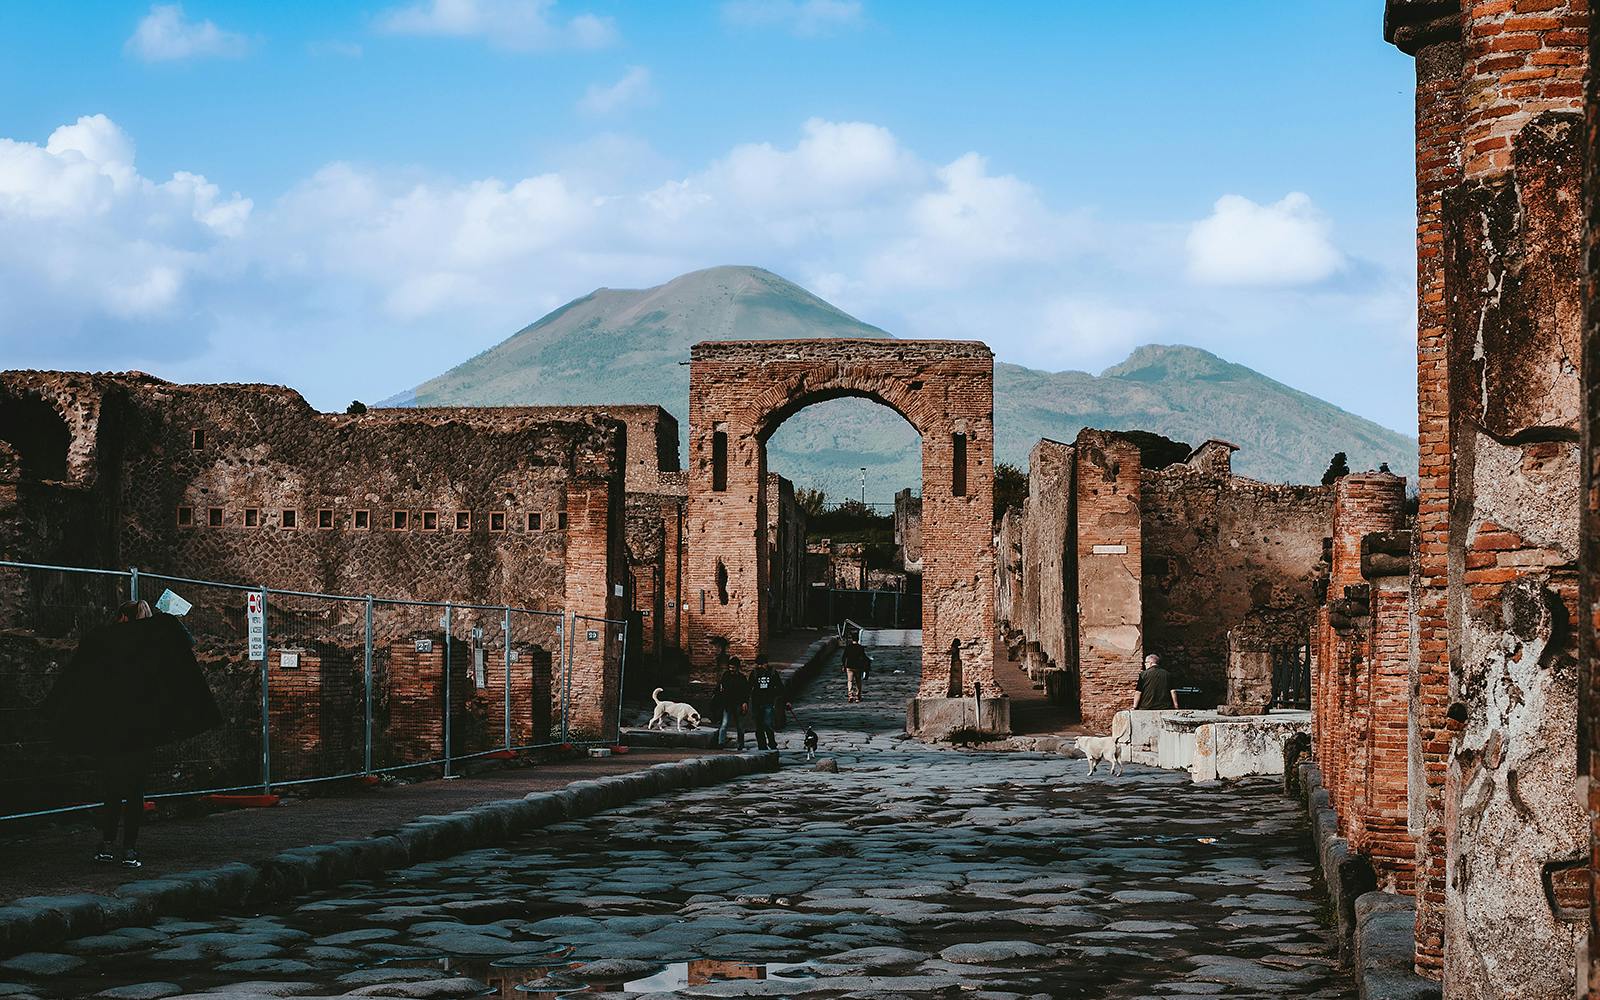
[
  {"xmin": 764, "ymin": 394, "xmax": 923, "ymax": 632},
  {"xmin": 0, "ymin": 393, "xmax": 71, "ymax": 482}
]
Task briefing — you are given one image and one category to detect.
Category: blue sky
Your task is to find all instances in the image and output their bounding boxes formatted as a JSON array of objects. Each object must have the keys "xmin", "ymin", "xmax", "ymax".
[{"xmin": 0, "ymin": 1, "xmax": 1420, "ymax": 433}]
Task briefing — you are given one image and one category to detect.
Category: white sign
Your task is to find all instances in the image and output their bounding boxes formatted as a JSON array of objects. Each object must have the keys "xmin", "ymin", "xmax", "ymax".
[
  {"xmin": 246, "ymin": 592, "xmax": 265, "ymax": 662},
  {"xmin": 613, "ymin": 584, "xmax": 624, "ymax": 597},
  {"xmin": 279, "ymin": 650, "xmax": 299, "ymax": 671},
  {"xmin": 1091, "ymin": 544, "xmax": 1129, "ymax": 555},
  {"xmin": 415, "ymin": 638, "xmax": 434, "ymax": 653},
  {"xmin": 586, "ymin": 629, "xmax": 600, "ymax": 642},
  {"xmin": 473, "ymin": 648, "xmax": 486, "ymax": 689},
  {"xmin": 154, "ymin": 588, "xmax": 191, "ymax": 617}
]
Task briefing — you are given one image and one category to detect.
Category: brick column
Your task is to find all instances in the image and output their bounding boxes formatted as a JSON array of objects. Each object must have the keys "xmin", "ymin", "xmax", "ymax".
[
  {"xmin": 1435, "ymin": 2, "xmax": 1590, "ymax": 995},
  {"xmin": 1360, "ymin": 530, "xmax": 1417, "ymax": 893},
  {"xmin": 918, "ymin": 415, "xmax": 997, "ymax": 698},
  {"xmin": 563, "ymin": 478, "xmax": 624, "ymax": 734},
  {"xmin": 1072, "ymin": 430, "xmax": 1143, "ymax": 729}
]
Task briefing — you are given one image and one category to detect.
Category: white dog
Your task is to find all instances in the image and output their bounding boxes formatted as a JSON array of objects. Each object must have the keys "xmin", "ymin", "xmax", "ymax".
[
  {"xmin": 647, "ymin": 688, "xmax": 702, "ymax": 731},
  {"xmin": 1076, "ymin": 711, "xmax": 1132, "ymax": 776}
]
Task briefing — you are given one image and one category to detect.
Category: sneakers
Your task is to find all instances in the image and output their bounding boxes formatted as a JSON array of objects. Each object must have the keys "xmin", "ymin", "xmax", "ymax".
[
  {"xmin": 120, "ymin": 849, "xmax": 142, "ymax": 869},
  {"xmin": 92, "ymin": 842, "xmax": 116, "ymax": 864}
]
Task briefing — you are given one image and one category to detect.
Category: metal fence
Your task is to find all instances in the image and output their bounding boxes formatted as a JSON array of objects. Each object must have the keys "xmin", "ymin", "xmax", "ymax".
[{"xmin": 0, "ymin": 560, "xmax": 628, "ymax": 822}]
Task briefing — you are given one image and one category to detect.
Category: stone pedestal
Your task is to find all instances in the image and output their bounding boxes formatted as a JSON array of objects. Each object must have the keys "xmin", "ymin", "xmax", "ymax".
[{"xmin": 905, "ymin": 696, "xmax": 1010, "ymax": 739}]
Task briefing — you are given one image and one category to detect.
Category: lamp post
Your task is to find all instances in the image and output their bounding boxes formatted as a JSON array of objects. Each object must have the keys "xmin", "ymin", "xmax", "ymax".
[{"xmin": 860, "ymin": 467, "xmax": 866, "ymax": 507}]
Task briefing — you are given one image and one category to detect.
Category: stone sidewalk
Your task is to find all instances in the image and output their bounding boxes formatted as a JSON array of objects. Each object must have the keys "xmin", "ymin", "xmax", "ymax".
[{"xmin": 0, "ymin": 750, "xmax": 705, "ymax": 904}]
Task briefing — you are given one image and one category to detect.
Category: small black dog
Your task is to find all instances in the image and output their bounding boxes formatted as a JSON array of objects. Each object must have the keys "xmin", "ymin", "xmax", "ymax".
[{"xmin": 803, "ymin": 726, "xmax": 819, "ymax": 761}]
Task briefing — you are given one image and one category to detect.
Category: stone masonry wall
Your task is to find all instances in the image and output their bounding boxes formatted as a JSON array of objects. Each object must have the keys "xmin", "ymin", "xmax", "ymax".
[
  {"xmin": 685, "ymin": 339, "xmax": 995, "ymax": 697},
  {"xmin": 1142, "ymin": 444, "xmax": 1332, "ymax": 705},
  {"xmin": 1585, "ymin": 6, "xmax": 1600, "ymax": 997},
  {"xmin": 1072, "ymin": 429, "xmax": 1143, "ymax": 730}
]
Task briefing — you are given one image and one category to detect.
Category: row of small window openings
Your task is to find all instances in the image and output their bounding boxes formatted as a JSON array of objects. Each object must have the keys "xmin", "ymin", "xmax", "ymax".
[{"xmin": 177, "ymin": 508, "xmax": 566, "ymax": 531}]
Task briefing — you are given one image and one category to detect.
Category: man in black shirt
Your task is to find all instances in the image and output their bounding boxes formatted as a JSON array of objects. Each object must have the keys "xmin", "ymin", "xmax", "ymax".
[
  {"xmin": 712, "ymin": 655, "xmax": 749, "ymax": 750},
  {"xmin": 747, "ymin": 653, "xmax": 791, "ymax": 751},
  {"xmin": 1132, "ymin": 654, "xmax": 1179, "ymax": 711},
  {"xmin": 842, "ymin": 636, "xmax": 871, "ymax": 702}
]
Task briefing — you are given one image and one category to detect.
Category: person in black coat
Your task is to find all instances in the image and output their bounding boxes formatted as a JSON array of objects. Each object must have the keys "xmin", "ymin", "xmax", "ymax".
[
  {"xmin": 44, "ymin": 600, "xmax": 222, "ymax": 868},
  {"xmin": 711, "ymin": 656, "xmax": 750, "ymax": 750},
  {"xmin": 747, "ymin": 654, "xmax": 791, "ymax": 751}
]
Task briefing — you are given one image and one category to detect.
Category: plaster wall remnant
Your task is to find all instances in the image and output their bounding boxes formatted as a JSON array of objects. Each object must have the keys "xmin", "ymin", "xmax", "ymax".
[
  {"xmin": 1384, "ymin": 0, "xmax": 1590, "ymax": 991},
  {"xmin": 685, "ymin": 339, "xmax": 995, "ymax": 701}
]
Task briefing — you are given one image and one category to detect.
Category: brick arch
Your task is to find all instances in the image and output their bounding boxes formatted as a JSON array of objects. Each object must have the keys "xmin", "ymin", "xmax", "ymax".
[{"xmin": 685, "ymin": 339, "xmax": 996, "ymax": 708}]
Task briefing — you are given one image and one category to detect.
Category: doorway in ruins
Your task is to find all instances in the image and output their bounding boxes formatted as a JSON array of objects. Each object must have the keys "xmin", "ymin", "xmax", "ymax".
[{"xmin": 685, "ymin": 339, "xmax": 996, "ymax": 702}]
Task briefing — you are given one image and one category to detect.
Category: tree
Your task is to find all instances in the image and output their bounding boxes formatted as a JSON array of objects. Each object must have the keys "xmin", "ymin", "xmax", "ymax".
[
  {"xmin": 1321, "ymin": 451, "xmax": 1350, "ymax": 486},
  {"xmin": 346, "ymin": 400, "xmax": 368, "ymax": 415},
  {"xmin": 994, "ymin": 462, "xmax": 1028, "ymax": 521},
  {"xmin": 794, "ymin": 487, "xmax": 827, "ymax": 518}
]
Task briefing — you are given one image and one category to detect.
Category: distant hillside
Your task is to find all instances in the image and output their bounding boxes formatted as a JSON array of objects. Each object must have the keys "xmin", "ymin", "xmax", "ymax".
[{"xmin": 388, "ymin": 266, "xmax": 1416, "ymax": 498}]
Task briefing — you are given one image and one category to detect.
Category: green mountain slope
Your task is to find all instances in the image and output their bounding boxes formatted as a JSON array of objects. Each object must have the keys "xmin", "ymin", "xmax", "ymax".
[{"xmin": 388, "ymin": 265, "xmax": 1417, "ymax": 498}]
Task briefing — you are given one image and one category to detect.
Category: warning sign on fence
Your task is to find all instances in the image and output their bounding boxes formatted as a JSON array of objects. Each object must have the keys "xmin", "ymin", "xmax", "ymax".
[{"xmin": 246, "ymin": 592, "xmax": 265, "ymax": 661}]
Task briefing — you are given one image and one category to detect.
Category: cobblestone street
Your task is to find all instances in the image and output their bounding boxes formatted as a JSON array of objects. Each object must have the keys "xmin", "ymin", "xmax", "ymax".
[{"xmin": 4, "ymin": 647, "xmax": 1351, "ymax": 999}]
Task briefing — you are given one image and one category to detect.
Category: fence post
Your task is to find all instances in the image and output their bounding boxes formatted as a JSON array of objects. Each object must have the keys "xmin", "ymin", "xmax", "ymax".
[
  {"xmin": 363, "ymin": 595, "xmax": 374, "ymax": 775},
  {"xmin": 259, "ymin": 586, "xmax": 271, "ymax": 794},
  {"xmin": 129, "ymin": 567, "xmax": 140, "ymax": 603},
  {"xmin": 615, "ymin": 619, "xmax": 629, "ymax": 745},
  {"xmin": 503, "ymin": 606, "xmax": 512, "ymax": 752},
  {"xmin": 443, "ymin": 602, "xmax": 454, "ymax": 779},
  {"xmin": 561, "ymin": 613, "xmax": 573, "ymax": 744}
]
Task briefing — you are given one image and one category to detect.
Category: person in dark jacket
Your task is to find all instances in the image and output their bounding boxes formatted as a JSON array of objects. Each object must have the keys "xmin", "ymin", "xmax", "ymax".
[
  {"xmin": 712, "ymin": 656, "xmax": 750, "ymax": 750},
  {"xmin": 1131, "ymin": 654, "xmax": 1179, "ymax": 711},
  {"xmin": 746, "ymin": 654, "xmax": 791, "ymax": 751},
  {"xmin": 841, "ymin": 637, "xmax": 871, "ymax": 703},
  {"xmin": 44, "ymin": 600, "xmax": 221, "ymax": 868}
]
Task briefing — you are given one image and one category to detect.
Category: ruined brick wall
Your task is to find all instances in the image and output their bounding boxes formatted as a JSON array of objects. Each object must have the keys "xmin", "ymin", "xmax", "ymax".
[
  {"xmin": 1141, "ymin": 444, "xmax": 1332, "ymax": 705},
  {"xmin": 894, "ymin": 488, "xmax": 923, "ymax": 570},
  {"xmin": 0, "ymin": 371, "xmax": 631, "ymax": 786},
  {"xmin": 765, "ymin": 474, "xmax": 808, "ymax": 631},
  {"xmin": 1020, "ymin": 440, "xmax": 1072, "ymax": 676},
  {"xmin": 1585, "ymin": 6, "xmax": 1600, "ymax": 996},
  {"xmin": 1360, "ymin": 535, "xmax": 1416, "ymax": 893},
  {"xmin": 1072, "ymin": 429, "xmax": 1142, "ymax": 729},
  {"xmin": 1386, "ymin": 0, "xmax": 1590, "ymax": 989},
  {"xmin": 508, "ymin": 405, "xmax": 678, "ymax": 494},
  {"xmin": 685, "ymin": 340, "xmax": 995, "ymax": 696},
  {"xmin": 995, "ymin": 507, "xmax": 1021, "ymax": 632}
]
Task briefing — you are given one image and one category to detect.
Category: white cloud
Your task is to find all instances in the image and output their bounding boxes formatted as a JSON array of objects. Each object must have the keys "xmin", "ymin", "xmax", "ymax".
[
  {"xmin": 578, "ymin": 66, "xmax": 655, "ymax": 115},
  {"xmin": 125, "ymin": 4, "xmax": 248, "ymax": 62},
  {"xmin": 376, "ymin": 0, "xmax": 617, "ymax": 50},
  {"xmin": 308, "ymin": 40, "xmax": 364, "ymax": 58},
  {"xmin": 723, "ymin": 0, "xmax": 863, "ymax": 36},
  {"xmin": 1033, "ymin": 298, "xmax": 1159, "ymax": 367},
  {"xmin": 1185, "ymin": 192, "xmax": 1344, "ymax": 286}
]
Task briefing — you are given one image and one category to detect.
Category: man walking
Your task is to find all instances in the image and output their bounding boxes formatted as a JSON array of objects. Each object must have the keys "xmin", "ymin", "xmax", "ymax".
[
  {"xmin": 747, "ymin": 654, "xmax": 791, "ymax": 751},
  {"xmin": 841, "ymin": 635, "xmax": 870, "ymax": 703},
  {"xmin": 712, "ymin": 655, "xmax": 750, "ymax": 750},
  {"xmin": 1131, "ymin": 653, "xmax": 1179, "ymax": 711}
]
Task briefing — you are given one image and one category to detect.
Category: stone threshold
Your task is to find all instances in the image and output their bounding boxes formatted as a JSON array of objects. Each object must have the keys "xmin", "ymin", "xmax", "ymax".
[{"xmin": 0, "ymin": 752, "xmax": 779, "ymax": 960}]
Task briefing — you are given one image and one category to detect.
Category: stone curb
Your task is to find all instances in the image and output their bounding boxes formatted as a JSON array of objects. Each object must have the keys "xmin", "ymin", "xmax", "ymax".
[
  {"xmin": 1294, "ymin": 760, "xmax": 1439, "ymax": 1000},
  {"xmin": 0, "ymin": 751, "xmax": 778, "ymax": 959}
]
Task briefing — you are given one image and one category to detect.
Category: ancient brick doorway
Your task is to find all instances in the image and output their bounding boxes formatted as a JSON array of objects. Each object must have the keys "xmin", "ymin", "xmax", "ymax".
[{"xmin": 686, "ymin": 339, "xmax": 995, "ymax": 698}]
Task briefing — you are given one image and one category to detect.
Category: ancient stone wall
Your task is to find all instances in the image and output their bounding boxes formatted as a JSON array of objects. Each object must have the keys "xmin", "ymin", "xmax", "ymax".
[
  {"xmin": 1386, "ymin": 1, "xmax": 1589, "ymax": 990},
  {"xmin": 685, "ymin": 339, "xmax": 995, "ymax": 696},
  {"xmin": 1141, "ymin": 442, "xmax": 1332, "ymax": 705},
  {"xmin": 0, "ymin": 371, "xmax": 631, "ymax": 801},
  {"xmin": 1584, "ymin": 6, "xmax": 1600, "ymax": 997},
  {"xmin": 1072, "ymin": 429, "xmax": 1143, "ymax": 729},
  {"xmin": 894, "ymin": 487, "xmax": 923, "ymax": 570},
  {"xmin": 765, "ymin": 474, "xmax": 808, "ymax": 632},
  {"xmin": 1020, "ymin": 440, "xmax": 1072, "ymax": 678}
]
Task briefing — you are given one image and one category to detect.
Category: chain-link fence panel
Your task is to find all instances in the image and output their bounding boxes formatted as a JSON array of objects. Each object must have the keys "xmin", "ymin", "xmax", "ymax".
[
  {"xmin": 368, "ymin": 598, "xmax": 451, "ymax": 774},
  {"xmin": 0, "ymin": 563, "xmax": 129, "ymax": 818},
  {"xmin": 508, "ymin": 608, "xmax": 565, "ymax": 750},
  {"xmin": 570, "ymin": 614, "xmax": 628, "ymax": 745},
  {"xmin": 262, "ymin": 589, "xmax": 369, "ymax": 785}
]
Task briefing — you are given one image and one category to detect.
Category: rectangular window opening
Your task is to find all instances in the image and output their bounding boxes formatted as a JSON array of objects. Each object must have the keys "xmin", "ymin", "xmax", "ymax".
[
  {"xmin": 557, "ymin": 511, "xmax": 568, "ymax": 530},
  {"xmin": 711, "ymin": 431, "xmax": 728, "ymax": 492},
  {"xmin": 354, "ymin": 509, "xmax": 370, "ymax": 530},
  {"xmin": 281, "ymin": 509, "xmax": 298, "ymax": 529},
  {"xmin": 527, "ymin": 512, "xmax": 542, "ymax": 531},
  {"xmin": 422, "ymin": 510, "xmax": 439, "ymax": 531},
  {"xmin": 455, "ymin": 511, "xmax": 470, "ymax": 531},
  {"xmin": 318, "ymin": 508, "xmax": 335, "ymax": 530},
  {"xmin": 490, "ymin": 512, "xmax": 506, "ymax": 532},
  {"xmin": 952, "ymin": 433, "xmax": 968, "ymax": 497},
  {"xmin": 190, "ymin": 429, "xmax": 205, "ymax": 450},
  {"xmin": 207, "ymin": 506, "xmax": 224, "ymax": 527},
  {"xmin": 244, "ymin": 507, "xmax": 260, "ymax": 528},
  {"xmin": 393, "ymin": 510, "xmax": 409, "ymax": 530},
  {"xmin": 177, "ymin": 506, "xmax": 194, "ymax": 527}
]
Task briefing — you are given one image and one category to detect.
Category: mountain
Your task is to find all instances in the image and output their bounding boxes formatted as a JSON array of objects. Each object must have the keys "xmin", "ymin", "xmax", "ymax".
[{"xmin": 387, "ymin": 266, "xmax": 1417, "ymax": 498}]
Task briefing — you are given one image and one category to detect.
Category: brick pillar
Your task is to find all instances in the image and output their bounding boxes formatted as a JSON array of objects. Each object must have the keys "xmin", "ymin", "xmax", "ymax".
[
  {"xmin": 268, "ymin": 646, "xmax": 322, "ymax": 780},
  {"xmin": 1433, "ymin": 2, "xmax": 1589, "ymax": 994},
  {"xmin": 1385, "ymin": 0, "xmax": 1465, "ymax": 975},
  {"xmin": 1072, "ymin": 430, "xmax": 1143, "ymax": 729},
  {"xmin": 563, "ymin": 478, "xmax": 623, "ymax": 734},
  {"xmin": 918, "ymin": 416, "xmax": 997, "ymax": 698},
  {"xmin": 1583, "ymin": 7, "xmax": 1600, "ymax": 994},
  {"xmin": 1360, "ymin": 530, "xmax": 1416, "ymax": 893},
  {"xmin": 661, "ymin": 498, "xmax": 685, "ymax": 659},
  {"xmin": 388, "ymin": 634, "xmax": 445, "ymax": 763}
]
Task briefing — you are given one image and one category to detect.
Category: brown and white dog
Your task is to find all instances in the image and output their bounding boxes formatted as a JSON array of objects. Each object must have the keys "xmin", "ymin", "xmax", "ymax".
[{"xmin": 1075, "ymin": 711, "xmax": 1132, "ymax": 776}]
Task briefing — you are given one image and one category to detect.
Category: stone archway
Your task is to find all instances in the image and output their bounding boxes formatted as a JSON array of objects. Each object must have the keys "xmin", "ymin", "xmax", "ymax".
[{"xmin": 685, "ymin": 339, "xmax": 996, "ymax": 706}]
